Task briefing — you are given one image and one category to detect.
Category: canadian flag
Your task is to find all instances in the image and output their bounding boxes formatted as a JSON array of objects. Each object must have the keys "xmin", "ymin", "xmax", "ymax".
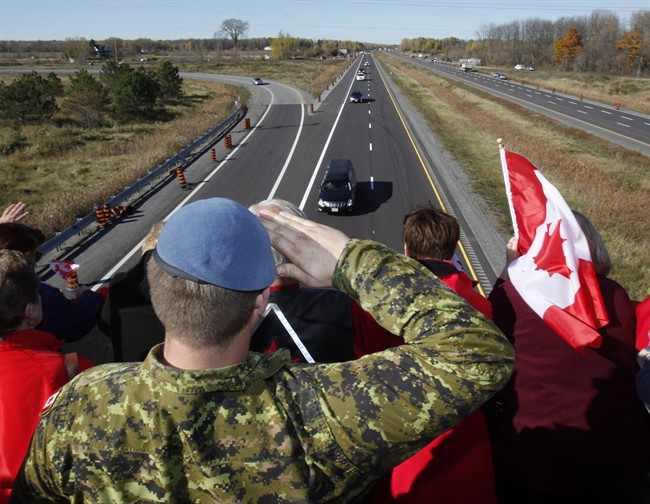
[
  {"xmin": 499, "ymin": 146, "xmax": 609, "ymax": 350},
  {"xmin": 49, "ymin": 259, "xmax": 79, "ymax": 279}
]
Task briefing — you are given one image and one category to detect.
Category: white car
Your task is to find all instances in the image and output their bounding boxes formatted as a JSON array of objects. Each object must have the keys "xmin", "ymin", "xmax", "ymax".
[{"xmin": 356, "ymin": 72, "xmax": 365, "ymax": 81}]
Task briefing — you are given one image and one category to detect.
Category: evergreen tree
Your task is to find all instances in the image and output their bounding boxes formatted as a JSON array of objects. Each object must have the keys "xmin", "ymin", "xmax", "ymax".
[
  {"xmin": 64, "ymin": 69, "xmax": 110, "ymax": 128},
  {"xmin": 156, "ymin": 60, "xmax": 183, "ymax": 101},
  {"xmin": 0, "ymin": 71, "xmax": 62, "ymax": 125}
]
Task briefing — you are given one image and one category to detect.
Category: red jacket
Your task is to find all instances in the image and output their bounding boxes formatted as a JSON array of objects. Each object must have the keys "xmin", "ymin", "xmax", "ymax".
[
  {"xmin": 368, "ymin": 259, "xmax": 496, "ymax": 504},
  {"xmin": 0, "ymin": 329, "xmax": 93, "ymax": 503}
]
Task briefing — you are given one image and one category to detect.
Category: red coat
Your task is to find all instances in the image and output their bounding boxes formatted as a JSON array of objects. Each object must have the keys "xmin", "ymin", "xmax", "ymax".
[
  {"xmin": 0, "ymin": 329, "xmax": 93, "ymax": 503},
  {"xmin": 368, "ymin": 260, "xmax": 497, "ymax": 504}
]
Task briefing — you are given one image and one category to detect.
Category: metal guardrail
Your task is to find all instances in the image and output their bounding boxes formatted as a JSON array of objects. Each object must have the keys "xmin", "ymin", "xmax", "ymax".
[{"xmin": 38, "ymin": 105, "xmax": 244, "ymax": 256}]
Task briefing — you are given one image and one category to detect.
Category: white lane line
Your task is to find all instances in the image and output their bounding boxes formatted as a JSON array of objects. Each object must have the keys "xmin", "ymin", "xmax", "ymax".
[
  {"xmin": 548, "ymin": 101, "xmax": 556, "ymax": 105},
  {"xmin": 616, "ymin": 122, "xmax": 631, "ymax": 128},
  {"xmin": 601, "ymin": 110, "xmax": 612, "ymax": 115},
  {"xmin": 578, "ymin": 110, "xmax": 587, "ymax": 114},
  {"xmin": 370, "ymin": 143, "xmax": 373, "ymax": 151},
  {"xmin": 620, "ymin": 115, "xmax": 633, "ymax": 121},
  {"xmin": 99, "ymin": 86, "xmax": 282, "ymax": 285},
  {"xmin": 584, "ymin": 105, "xmax": 594, "ymax": 109},
  {"xmin": 569, "ymin": 101, "xmax": 577, "ymax": 105},
  {"xmin": 299, "ymin": 70, "xmax": 359, "ymax": 210}
]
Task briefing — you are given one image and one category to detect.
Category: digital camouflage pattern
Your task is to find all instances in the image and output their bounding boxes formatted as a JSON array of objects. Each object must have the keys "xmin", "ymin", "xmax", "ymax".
[{"xmin": 11, "ymin": 240, "xmax": 514, "ymax": 503}]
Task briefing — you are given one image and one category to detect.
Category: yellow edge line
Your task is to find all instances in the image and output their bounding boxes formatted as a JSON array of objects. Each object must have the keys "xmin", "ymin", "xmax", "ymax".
[{"xmin": 376, "ymin": 64, "xmax": 486, "ymax": 297}]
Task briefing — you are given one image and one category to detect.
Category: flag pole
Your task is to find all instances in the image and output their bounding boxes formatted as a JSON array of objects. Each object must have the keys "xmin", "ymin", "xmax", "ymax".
[{"xmin": 497, "ymin": 138, "xmax": 518, "ymax": 239}]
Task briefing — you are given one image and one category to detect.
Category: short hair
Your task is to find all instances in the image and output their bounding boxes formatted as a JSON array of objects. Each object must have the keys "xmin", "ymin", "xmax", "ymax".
[
  {"xmin": 0, "ymin": 223, "xmax": 45, "ymax": 255},
  {"xmin": 573, "ymin": 211, "xmax": 611, "ymax": 277},
  {"xmin": 402, "ymin": 205, "xmax": 460, "ymax": 260},
  {"xmin": 0, "ymin": 250, "xmax": 39, "ymax": 339},
  {"xmin": 249, "ymin": 199, "xmax": 306, "ymax": 267},
  {"xmin": 146, "ymin": 256, "xmax": 259, "ymax": 349}
]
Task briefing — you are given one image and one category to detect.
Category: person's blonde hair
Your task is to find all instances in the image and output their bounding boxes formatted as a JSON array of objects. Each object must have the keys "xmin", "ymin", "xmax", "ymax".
[{"xmin": 573, "ymin": 211, "xmax": 611, "ymax": 277}]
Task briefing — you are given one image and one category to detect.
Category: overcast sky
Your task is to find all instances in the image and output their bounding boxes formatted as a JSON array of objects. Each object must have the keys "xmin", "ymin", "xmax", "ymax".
[{"xmin": 1, "ymin": 0, "xmax": 648, "ymax": 45}]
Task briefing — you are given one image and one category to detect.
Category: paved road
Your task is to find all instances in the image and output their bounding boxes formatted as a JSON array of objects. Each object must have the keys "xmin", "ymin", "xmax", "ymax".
[
  {"xmin": 35, "ymin": 57, "xmax": 507, "ymax": 362},
  {"xmin": 388, "ymin": 53, "xmax": 650, "ymax": 156}
]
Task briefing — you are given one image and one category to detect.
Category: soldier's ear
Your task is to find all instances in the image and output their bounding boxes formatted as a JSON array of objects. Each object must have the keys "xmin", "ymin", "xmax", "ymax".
[{"xmin": 403, "ymin": 243, "xmax": 409, "ymax": 256}]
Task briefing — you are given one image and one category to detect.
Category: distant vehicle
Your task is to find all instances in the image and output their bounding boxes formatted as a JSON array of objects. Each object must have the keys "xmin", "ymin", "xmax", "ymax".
[
  {"xmin": 490, "ymin": 72, "xmax": 499, "ymax": 78},
  {"xmin": 364, "ymin": 61, "xmax": 370, "ymax": 66},
  {"xmin": 252, "ymin": 77, "xmax": 263, "ymax": 85},
  {"xmin": 461, "ymin": 63, "xmax": 473, "ymax": 72},
  {"xmin": 527, "ymin": 66, "xmax": 535, "ymax": 71},
  {"xmin": 514, "ymin": 64, "xmax": 526, "ymax": 70},
  {"xmin": 498, "ymin": 73, "xmax": 508, "ymax": 80},
  {"xmin": 317, "ymin": 159, "xmax": 357, "ymax": 214},
  {"xmin": 356, "ymin": 72, "xmax": 365, "ymax": 81},
  {"xmin": 350, "ymin": 91, "xmax": 364, "ymax": 103},
  {"xmin": 140, "ymin": 57, "xmax": 148, "ymax": 62}
]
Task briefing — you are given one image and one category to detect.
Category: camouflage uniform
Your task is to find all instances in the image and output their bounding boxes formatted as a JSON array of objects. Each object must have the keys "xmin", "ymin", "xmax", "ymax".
[{"xmin": 11, "ymin": 240, "xmax": 514, "ymax": 503}]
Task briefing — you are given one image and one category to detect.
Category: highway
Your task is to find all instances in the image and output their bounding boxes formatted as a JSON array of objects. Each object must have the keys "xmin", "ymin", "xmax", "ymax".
[
  {"xmin": 390, "ymin": 53, "xmax": 650, "ymax": 156},
  {"xmin": 41, "ymin": 53, "xmax": 517, "ymax": 360}
]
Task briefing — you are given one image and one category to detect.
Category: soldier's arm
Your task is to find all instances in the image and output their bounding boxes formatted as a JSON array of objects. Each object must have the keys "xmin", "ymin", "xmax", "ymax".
[{"xmin": 315, "ymin": 239, "xmax": 514, "ymax": 475}]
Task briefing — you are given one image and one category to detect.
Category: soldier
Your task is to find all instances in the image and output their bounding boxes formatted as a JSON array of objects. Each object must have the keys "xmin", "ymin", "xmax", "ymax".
[{"xmin": 11, "ymin": 197, "xmax": 514, "ymax": 503}]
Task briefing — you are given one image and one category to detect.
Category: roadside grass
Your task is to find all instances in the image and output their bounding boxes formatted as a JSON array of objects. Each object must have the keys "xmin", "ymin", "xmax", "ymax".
[
  {"xmin": 0, "ymin": 78, "xmax": 243, "ymax": 235},
  {"xmin": 377, "ymin": 53, "xmax": 650, "ymax": 300},
  {"xmin": 0, "ymin": 58, "xmax": 350, "ymax": 237}
]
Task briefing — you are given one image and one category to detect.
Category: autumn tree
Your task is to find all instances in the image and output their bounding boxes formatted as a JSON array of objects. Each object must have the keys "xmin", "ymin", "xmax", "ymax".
[
  {"xmin": 271, "ymin": 31, "xmax": 296, "ymax": 60},
  {"xmin": 616, "ymin": 29, "xmax": 646, "ymax": 75},
  {"xmin": 554, "ymin": 28, "xmax": 583, "ymax": 70}
]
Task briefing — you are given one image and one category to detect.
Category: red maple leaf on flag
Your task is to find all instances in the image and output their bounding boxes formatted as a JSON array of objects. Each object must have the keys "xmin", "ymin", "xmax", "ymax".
[{"xmin": 533, "ymin": 221, "xmax": 573, "ymax": 279}]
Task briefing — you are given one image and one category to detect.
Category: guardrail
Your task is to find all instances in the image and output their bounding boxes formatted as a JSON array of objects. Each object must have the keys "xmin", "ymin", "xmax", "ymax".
[{"xmin": 38, "ymin": 105, "xmax": 245, "ymax": 256}]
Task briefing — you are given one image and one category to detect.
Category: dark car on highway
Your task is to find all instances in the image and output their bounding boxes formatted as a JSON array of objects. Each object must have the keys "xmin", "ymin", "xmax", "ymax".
[
  {"xmin": 317, "ymin": 159, "xmax": 357, "ymax": 214},
  {"xmin": 350, "ymin": 91, "xmax": 364, "ymax": 103}
]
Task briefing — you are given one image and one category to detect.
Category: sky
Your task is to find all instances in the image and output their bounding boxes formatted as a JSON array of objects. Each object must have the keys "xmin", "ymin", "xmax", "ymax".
[{"xmin": 1, "ymin": 0, "xmax": 649, "ymax": 45}]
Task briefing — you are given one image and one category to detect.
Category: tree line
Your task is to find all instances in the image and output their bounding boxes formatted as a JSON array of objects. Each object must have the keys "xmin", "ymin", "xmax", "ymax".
[
  {"xmin": 0, "ymin": 60, "xmax": 183, "ymax": 129},
  {"xmin": 400, "ymin": 10, "xmax": 649, "ymax": 75}
]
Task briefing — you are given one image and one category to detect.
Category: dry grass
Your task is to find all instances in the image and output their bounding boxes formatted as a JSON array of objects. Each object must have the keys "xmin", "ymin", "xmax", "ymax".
[
  {"xmin": 0, "ymin": 78, "xmax": 242, "ymax": 235},
  {"xmin": 0, "ymin": 58, "xmax": 350, "ymax": 237},
  {"xmin": 377, "ymin": 53, "xmax": 650, "ymax": 300}
]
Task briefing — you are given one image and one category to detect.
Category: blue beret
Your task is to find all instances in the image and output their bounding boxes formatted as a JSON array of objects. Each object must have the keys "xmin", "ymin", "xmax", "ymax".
[{"xmin": 154, "ymin": 198, "xmax": 276, "ymax": 291}]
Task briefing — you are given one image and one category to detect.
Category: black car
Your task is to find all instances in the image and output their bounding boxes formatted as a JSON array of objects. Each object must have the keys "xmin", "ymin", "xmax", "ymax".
[
  {"xmin": 317, "ymin": 159, "xmax": 357, "ymax": 213},
  {"xmin": 350, "ymin": 91, "xmax": 364, "ymax": 103}
]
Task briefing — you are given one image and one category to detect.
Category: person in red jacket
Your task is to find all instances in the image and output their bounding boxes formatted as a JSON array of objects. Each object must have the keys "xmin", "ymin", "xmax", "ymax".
[
  {"xmin": 368, "ymin": 204, "xmax": 496, "ymax": 504},
  {"xmin": 0, "ymin": 250, "xmax": 93, "ymax": 503}
]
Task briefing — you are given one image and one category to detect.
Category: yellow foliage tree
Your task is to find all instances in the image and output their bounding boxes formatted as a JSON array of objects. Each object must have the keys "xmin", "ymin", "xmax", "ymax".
[
  {"xmin": 615, "ymin": 29, "xmax": 644, "ymax": 71},
  {"xmin": 271, "ymin": 31, "xmax": 296, "ymax": 60},
  {"xmin": 554, "ymin": 28, "xmax": 583, "ymax": 69}
]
